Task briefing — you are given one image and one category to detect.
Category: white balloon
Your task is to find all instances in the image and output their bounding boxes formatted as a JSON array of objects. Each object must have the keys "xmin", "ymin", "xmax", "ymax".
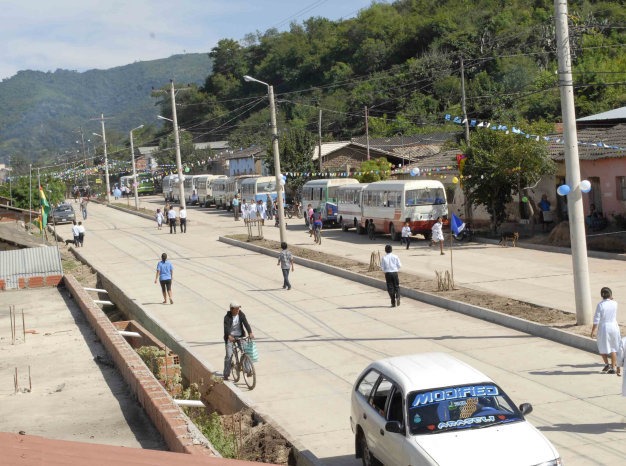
[
  {"xmin": 580, "ymin": 180, "xmax": 592, "ymax": 193},
  {"xmin": 279, "ymin": 178, "xmax": 286, "ymax": 186}
]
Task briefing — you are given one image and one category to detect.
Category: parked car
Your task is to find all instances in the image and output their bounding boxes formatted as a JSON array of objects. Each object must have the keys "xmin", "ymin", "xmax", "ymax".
[
  {"xmin": 50, "ymin": 204, "xmax": 76, "ymax": 224},
  {"xmin": 351, "ymin": 353, "xmax": 561, "ymax": 466}
]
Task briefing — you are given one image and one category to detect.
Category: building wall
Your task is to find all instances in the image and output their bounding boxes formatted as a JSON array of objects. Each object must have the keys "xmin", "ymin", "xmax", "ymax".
[
  {"xmin": 580, "ymin": 158, "xmax": 626, "ymax": 216},
  {"xmin": 323, "ymin": 147, "xmax": 371, "ymax": 171},
  {"xmin": 229, "ymin": 157, "xmax": 256, "ymax": 176}
]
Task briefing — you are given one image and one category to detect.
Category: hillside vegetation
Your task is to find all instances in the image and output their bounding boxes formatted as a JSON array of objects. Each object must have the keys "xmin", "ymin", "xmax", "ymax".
[
  {"xmin": 0, "ymin": 53, "xmax": 211, "ymax": 161},
  {"xmin": 164, "ymin": 0, "xmax": 626, "ymax": 147}
]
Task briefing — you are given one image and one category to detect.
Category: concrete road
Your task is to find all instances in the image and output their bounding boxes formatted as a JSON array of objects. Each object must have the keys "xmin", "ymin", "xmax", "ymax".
[
  {"xmin": 133, "ymin": 195, "xmax": 626, "ymax": 323},
  {"xmin": 57, "ymin": 200, "xmax": 626, "ymax": 465}
]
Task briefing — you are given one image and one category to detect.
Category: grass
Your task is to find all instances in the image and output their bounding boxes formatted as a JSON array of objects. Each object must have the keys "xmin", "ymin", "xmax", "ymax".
[{"xmin": 111, "ymin": 202, "xmax": 155, "ymax": 217}]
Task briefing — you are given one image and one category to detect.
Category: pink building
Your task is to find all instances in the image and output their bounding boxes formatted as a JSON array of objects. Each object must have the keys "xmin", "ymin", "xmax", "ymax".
[{"xmin": 550, "ymin": 109, "xmax": 626, "ymax": 220}]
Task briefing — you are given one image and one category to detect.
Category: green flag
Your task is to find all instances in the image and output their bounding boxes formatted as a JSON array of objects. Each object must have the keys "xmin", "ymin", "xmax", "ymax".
[{"xmin": 39, "ymin": 185, "xmax": 50, "ymax": 230}]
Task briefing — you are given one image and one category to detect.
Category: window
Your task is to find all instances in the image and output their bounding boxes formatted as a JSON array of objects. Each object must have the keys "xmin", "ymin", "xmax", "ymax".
[
  {"xmin": 328, "ymin": 186, "xmax": 338, "ymax": 201},
  {"xmin": 370, "ymin": 377, "xmax": 393, "ymax": 416},
  {"xmin": 617, "ymin": 176, "xmax": 626, "ymax": 201},
  {"xmin": 258, "ymin": 181, "xmax": 275, "ymax": 193},
  {"xmin": 356, "ymin": 370, "xmax": 380, "ymax": 398},
  {"xmin": 387, "ymin": 388, "xmax": 404, "ymax": 425},
  {"xmin": 407, "ymin": 383, "xmax": 522, "ymax": 435},
  {"xmin": 406, "ymin": 188, "xmax": 446, "ymax": 206}
]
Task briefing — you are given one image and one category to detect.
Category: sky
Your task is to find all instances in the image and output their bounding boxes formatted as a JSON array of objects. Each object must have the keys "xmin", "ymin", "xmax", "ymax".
[{"xmin": 0, "ymin": 0, "xmax": 373, "ymax": 80}]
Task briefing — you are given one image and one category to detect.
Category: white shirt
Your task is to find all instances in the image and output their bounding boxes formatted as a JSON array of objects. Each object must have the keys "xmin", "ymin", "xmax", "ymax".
[
  {"xmin": 156, "ymin": 212, "xmax": 164, "ymax": 223},
  {"xmin": 77, "ymin": 225, "xmax": 85, "ymax": 233},
  {"xmin": 167, "ymin": 210, "xmax": 177, "ymax": 219},
  {"xmin": 72, "ymin": 225, "xmax": 80, "ymax": 237},
  {"xmin": 432, "ymin": 221, "xmax": 444, "ymax": 240},
  {"xmin": 381, "ymin": 253, "xmax": 402, "ymax": 273},
  {"xmin": 594, "ymin": 299, "xmax": 618, "ymax": 325},
  {"xmin": 179, "ymin": 209, "xmax": 187, "ymax": 219},
  {"xmin": 401, "ymin": 226, "xmax": 411, "ymax": 237},
  {"xmin": 230, "ymin": 313, "xmax": 242, "ymax": 337}
]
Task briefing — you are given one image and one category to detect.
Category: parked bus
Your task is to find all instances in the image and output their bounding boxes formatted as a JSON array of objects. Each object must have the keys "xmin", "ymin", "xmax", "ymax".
[
  {"xmin": 300, "ymin": 178, "xmax": 359, "ymax": 225},
  {"xmin": 136, "ymin": 172, "xmax": 155, "ymax": 195},
  {"xmin": 162, "ymin": 175, "xmax": 176, "ymax": 202},
  {"xmin": 360, "ymin": 180, "xmax": 448, "ymax": 240},
  {"xmin": 225, "ymin": 175, "xmax": 258, "ymax": 211},
  {"xmin": 212, "ymin": 177, "xmax": 228, "ymax": 209},
  {"xmin": 240, "ymin": 176, "xmax": 285, "ymax": 205},
  {"xmin": 119, "ymin": 175, "xmax": 133, "ymax": 190},
  {"xmin": 184, "ymin": 176, "xmax": 200, "ymax": 205},
  {"xmin": 337, "ymin": 183, "xmax": 369, "ymax": 233},
  {"xmin": 194, "ymin": 174, "xmax": 227, "ymax": 207}
]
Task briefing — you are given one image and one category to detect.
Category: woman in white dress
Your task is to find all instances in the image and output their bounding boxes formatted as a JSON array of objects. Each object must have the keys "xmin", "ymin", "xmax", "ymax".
[
  {"xmin": 591, "ymin": 287, "xmax": 621, "ymax": 375},
  {"xmin": 429, "ymin": 216, "xmax": 445, "ymax": 255}
]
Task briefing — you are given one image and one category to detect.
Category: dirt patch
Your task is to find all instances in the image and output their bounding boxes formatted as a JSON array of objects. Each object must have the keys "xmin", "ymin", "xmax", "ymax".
[
  {"xmin": 112, "ymin": 202, "xmax": 155, "ymax": 217},
  {"xmin": 228, "ymin": 235, "xmax": 624, "ymax": 339}
]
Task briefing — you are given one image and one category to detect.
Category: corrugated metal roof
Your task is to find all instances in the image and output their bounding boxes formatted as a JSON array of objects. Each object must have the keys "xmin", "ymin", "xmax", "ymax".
[
  {"xmin": 0, "ymin": 246, "xmax": 63, "ymax": 289},
  {"xmin": 577, "ymin": 106, "xmax": 626, "ymax": 122}
]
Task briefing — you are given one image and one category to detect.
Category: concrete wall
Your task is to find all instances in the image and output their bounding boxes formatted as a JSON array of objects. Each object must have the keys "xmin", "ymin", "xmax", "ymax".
[{"xmin": 580, "ymin": 158, "xmax": 626, "ymax": 216}]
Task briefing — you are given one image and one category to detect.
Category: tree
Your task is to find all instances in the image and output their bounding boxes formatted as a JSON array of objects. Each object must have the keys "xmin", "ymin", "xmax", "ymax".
[
  {"xmin": 355, "ymin": 158, "xmax": 392, "ymax": 183},
  {"xmin": 0, "ymin": 174, "xmax": 65, "ymax": 210},
  {"xmin": 461, "ymin": 129, "xmax": 555, "ymax": 231},
  {"xmin": 263, "ymin": 127, "xmax": 316, "ymax": 198}
]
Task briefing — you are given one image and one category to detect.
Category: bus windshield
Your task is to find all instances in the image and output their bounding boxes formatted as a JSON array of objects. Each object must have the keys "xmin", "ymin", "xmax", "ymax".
[
  {"xmin": 406, "ymin": 188, "xmax": 446, "ymax": 206},
  {"xmin": 258, "ymin": 181, "xmax": 276, "ymax": 193}
]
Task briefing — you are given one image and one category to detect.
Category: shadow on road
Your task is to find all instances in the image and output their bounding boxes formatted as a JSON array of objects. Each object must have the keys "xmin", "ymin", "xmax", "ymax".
[{"xmin": 538, "ymin": 423, "xmax": 626, "ymax": 434}]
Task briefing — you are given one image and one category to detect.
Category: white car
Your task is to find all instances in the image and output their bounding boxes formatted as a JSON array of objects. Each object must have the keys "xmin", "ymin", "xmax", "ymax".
[{"xmin": 350, "ymin": 353, "xmax": 561, "ymax": 466}]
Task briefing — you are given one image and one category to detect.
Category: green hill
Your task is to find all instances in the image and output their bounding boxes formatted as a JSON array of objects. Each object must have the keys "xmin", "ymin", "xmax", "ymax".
[{"xmin": 0, "ymin": 53, "xmax": 211, "ymax": 161}]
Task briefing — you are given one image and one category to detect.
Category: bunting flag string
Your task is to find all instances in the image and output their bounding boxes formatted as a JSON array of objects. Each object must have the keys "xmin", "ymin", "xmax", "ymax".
[{"xmin": 445, "ymin": 114, "xmax": 626, "ymax": 152}]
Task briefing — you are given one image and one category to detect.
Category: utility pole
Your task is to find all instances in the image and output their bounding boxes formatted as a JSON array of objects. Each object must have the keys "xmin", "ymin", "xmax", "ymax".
[
  {"xmin": 76, "ymin": 126, "xmax": 87, "ymax": 183},
  {"xmin": 268, "ymin": 85, "xmax": 287, "ymax": 243},
  {"xmin": 153, "ymin": 81, "xmax": 189, "ymax": 210},
  {"xmin": 364, "ymin": 106, "xmax": 371, "ymax": 160},
  {"xmin": 37, "ymin": 168, "xmax": 43, "ymax": 244},
  {"xmin": 130, "ymin": 125, "xmax": 144, "ymax": 210},
  {"xmin": 460, "ymin": 56, "xmax": 470, "ymax": 147},
  {"xmin": 554, "ymin": 0, "xmax": 592, "ymax": 325},
  {"xmin": 318, "ymin": 109, "xmax": 323, "ymax": 172},
  {"xmin": 29, "ymin": 164, "xmax": 32, "ymax": 227},
  {"xmin": 90, "ymin": 114, "xmax": 113, "ymax": 203},
  {"xmin": 7, "ymin": 155, "xmax": 12, "ymax": 206}
]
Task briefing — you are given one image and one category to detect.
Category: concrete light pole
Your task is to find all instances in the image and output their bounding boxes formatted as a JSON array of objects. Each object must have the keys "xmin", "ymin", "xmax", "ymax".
[
  {"xmin": 554, "ymin": 0, "xmax": 592, "ymax": 325},
  {"xmin": 130, "ymin": 125, "xmax": 144, "ymax": 210},
  {"xmin": 90, "ymin": 113, "xmax": 113, "ymax": 203},
  {"xmin": 243, "ymin": 75, "xmax": 287, "ymax": 243}
]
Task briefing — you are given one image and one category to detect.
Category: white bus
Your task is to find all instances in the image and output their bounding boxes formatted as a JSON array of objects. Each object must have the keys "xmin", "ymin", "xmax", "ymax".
[
  {"xmin": 172, "ymin": 176, "xmax": 183, "ymax": 203},
  {"xmin": 212, "ymin": 177, "xmax": 228, "ymax": 209},
  {"xmin": 301, "ymin": 178, "xmax": 359, "ymax": 225},
  {"xmin": 337, "ymin": 183, "xmax": 369, "ymax": 233},
  {"xmin": 162, "ymin": 175, "xmax": 176, "ymax": 202},
  {"xmin": 240, "ymin": 176, "xmax": 285, "ymax": 204},
  {"xmin": 225, "ymin": 175, "xmax": 258, "ymax": 211},
  {"xmin": 360, "ymin": 180, "xmax": 448, "ymax": 240},
  {"xmin": 195, "ymin": 175, "xmax": 227, "ymax": 207}
]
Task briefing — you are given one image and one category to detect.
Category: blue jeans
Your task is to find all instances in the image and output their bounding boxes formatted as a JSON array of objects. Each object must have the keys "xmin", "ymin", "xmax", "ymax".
[
  {"xmin": 281, "ymin": 268, "xmax": 291, "ymax": 288},
  {"xmin": 82, "ymin": 209, "xmax": 87, "ymax": 220}
]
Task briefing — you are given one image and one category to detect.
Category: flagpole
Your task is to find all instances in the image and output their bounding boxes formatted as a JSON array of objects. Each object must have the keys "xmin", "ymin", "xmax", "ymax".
[{"xmin": 450, "ymin": 226, "xmax": 454, "ymax": 288}]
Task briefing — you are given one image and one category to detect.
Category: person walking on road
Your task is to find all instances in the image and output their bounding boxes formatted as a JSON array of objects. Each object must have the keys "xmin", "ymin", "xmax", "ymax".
[
  {"xmin": 381, "ymin": 244, "xmax": 402, "ymax": 307},
  {"xmin": 71, "ymin": 220, "xmax": 80, "ymax": 247},
  {"xmin": 266, "ymin": 194, "xmax": 274, "ymax": 221},
  {"xmin": 155, "ymin": 208, "xmax": 164, "ymax": 230},
  {"xmin": 277, "ymin": 242, "xmax": 294, "ymax": 290},
  {"xmin": 258, "ymin": 200, "xmax": 266, "ymax": 226},
  {"xmin": 591, "ymin": 287, "xmax": 621, "ymax": 375},
  {"xmin": 223, "ymin": 303, "xmax": 254, "ymax": 381},
  {"xmin": 401, "ymin": 221, "xmax": 411, "ymax": 249},
  {"xmin": 179, "ymin": 206, "xmax": 187, "ymax": 233},
  {"xmin": 430, "ymin": 216, "xmax": 445, "ymax": 255},
  {"xmin": 167, "ymin": 206, "xmax": 177, "ymax": 234},
  {"xmin": 232, "ymin": 195, "xmax": 240, "ymax": 221},
  {"xmin": 154, "ymin": 253, "xmax": 174, "ymax": 304},
  {"xmin": 77, "ymin": 222, "xmax": 86, "ymax": 247},
  {"xmin": 80, "ymin": 197, "xmax": 88, "ymax": 220},
  {"xmin": 249, "ymin": 199, "xmax": 258, "ymax": 222},
  {"xmin": 307, "ymin": 204, "xmax": 314, "ymax": 237}
]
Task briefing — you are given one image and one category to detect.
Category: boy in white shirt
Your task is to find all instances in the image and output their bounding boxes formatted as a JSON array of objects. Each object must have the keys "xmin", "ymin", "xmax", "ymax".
[
  {"xmin": 401, "ymin": 221, "xmax": 411, "ymax": 250},
  {"xmin": 71, "ymin": 221, "xmax": 80, "ymax": 247},
  {"xmin": 430, "ymin": 216, "xmax": 445, "ymax": 255}
]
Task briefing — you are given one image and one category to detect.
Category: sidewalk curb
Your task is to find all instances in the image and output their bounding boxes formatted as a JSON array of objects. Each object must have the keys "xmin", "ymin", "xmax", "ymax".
[
  {"xmin": 97, "ymin": 201, "xmax": 155, "ymax": 221},
  {"xmin": 64, "ymin": 236, "xmax": 320, "ymax": 466},
  {"xmin": 473, "ymin": 236, "xmax": 626, "ymax": 261},
  {"xmin": 219, "ymin": 236, "xmax": 598, "ymax": 355}
]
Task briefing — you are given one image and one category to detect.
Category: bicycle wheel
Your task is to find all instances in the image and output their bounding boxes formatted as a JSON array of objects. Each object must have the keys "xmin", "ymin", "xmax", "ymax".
[
  {"xmin": 231, "ymin": 354, "xmax": 241, "ymax": 382},
  {"xmin": 241, "ymin": 354, "xmax": 256, "ymax": 390}
]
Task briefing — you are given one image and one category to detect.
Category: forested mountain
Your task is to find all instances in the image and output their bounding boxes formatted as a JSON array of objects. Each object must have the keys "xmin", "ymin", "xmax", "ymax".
[
  {"xmin": 163, "ymin": 0, "xmax": 626, "ymax": 148},
  {"xmin": 0, "ymin": 53, "xmax": 211, "ymax": 162}
]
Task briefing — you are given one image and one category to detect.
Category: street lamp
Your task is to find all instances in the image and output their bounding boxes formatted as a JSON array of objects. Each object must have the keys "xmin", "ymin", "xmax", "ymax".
[
  {"xmin": 92, "ymin": 131, "xmax": 111, "ymax": 202},
  {"xmin": 243, "ymin": 75, "xmax": 287, "ymax": 243},
  {"xmin": 130, "ymin": 124, "xmax": 144, "ymax": 210}
]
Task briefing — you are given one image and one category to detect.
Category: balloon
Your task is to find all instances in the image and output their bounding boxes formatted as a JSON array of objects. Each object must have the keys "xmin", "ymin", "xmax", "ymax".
[
  {"xmin": 580, "ymin": 180, "xmax": 592, "ymax": 193},
  {"xmin": 279, "ymin": 178, "xmax": 286, "ymax": 186},
  {"xmin": 282, "ymin": 174, "xmax": 287, "ymax": 180},
  {"xmin": 452, "ymin": 177, "xmax": 459, "ymax": 184},
  {"xmin": 184, "ymin": 167, "xmax": 190, "ymax": 173},
  {"xmin": 557, "ymin": 184, "xmax": 570, "ymax": 196},
  {"xmin": 522, "ymin": 196, "xmax": 528, "ymax": 203},
  {"xmin": 410, "ymin": 168, "xmax": 420, "ymax": 176}
]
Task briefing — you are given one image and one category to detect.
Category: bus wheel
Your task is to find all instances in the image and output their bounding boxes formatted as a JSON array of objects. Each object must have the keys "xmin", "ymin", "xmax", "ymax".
[
  {"xmin": 390, "ymin": 223, "xmax": 399, "ymax": 241},
  {"xmin": 367, "ymin": 222, "xmax": 376, "ymax": 240},
  {"xmin": 423, "ymin": 231, "xmax": 432, "ymax": 241}
]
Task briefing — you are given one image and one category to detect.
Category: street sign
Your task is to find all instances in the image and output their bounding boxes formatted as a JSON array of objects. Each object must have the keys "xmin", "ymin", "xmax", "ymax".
[{"xmin": 95, "ymin": 178, "xmax": 102, "ymax": 184}]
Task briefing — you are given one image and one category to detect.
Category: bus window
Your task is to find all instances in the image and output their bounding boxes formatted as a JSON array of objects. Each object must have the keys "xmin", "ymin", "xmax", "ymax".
[
  {"xmin": 328, "ymin": 187, "xmax": 338, "ymax": 200},
  {"xmin": 405, "ymin": 188, "xmax": 446, "ymax": 206},
  {"xmin": 258, "ymin": 181, "xmax": 276, "ymax": 193}
]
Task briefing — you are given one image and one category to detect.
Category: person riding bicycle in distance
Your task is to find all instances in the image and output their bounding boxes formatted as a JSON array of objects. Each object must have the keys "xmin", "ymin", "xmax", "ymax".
[{"xmin": 223, "ymin": 302, "xmax": 254, "ymax": 381}]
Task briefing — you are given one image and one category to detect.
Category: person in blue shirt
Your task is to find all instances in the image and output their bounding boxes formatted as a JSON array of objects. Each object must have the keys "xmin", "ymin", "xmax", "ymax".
[{"xmin": 154, "ymin": 253, "xmax": 174, "ymax": 304}]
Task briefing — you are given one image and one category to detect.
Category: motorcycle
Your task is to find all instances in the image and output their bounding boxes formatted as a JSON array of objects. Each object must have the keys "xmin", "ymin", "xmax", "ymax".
[{"xmin": 453, "ymin": 221, "xmax": 473, "ymax": 242}]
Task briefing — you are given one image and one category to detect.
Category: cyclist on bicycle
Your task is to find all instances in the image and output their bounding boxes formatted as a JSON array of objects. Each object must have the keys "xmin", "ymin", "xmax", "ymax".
[{"xmin": 223, "ymin": 302, "xmax": 254, "ymax": 381}]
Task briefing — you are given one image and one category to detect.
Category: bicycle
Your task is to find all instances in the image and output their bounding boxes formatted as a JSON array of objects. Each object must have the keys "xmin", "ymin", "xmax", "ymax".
[{"xmin": 229, "ymin": 337, "xmax": 256, "ymax": 390}]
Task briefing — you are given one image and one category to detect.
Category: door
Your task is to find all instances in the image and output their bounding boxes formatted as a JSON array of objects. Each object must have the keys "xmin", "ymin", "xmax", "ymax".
[
  {"xmin": 588, "ymin": 176, "xmax": 603, "ymax": 213},
  {"xmin": 379, "ymin": 385, "xmax": 411, "ymax": 466},
  {"xmin": 365, "ymin": 376, "xmax": 395, "ymax": 464}
]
